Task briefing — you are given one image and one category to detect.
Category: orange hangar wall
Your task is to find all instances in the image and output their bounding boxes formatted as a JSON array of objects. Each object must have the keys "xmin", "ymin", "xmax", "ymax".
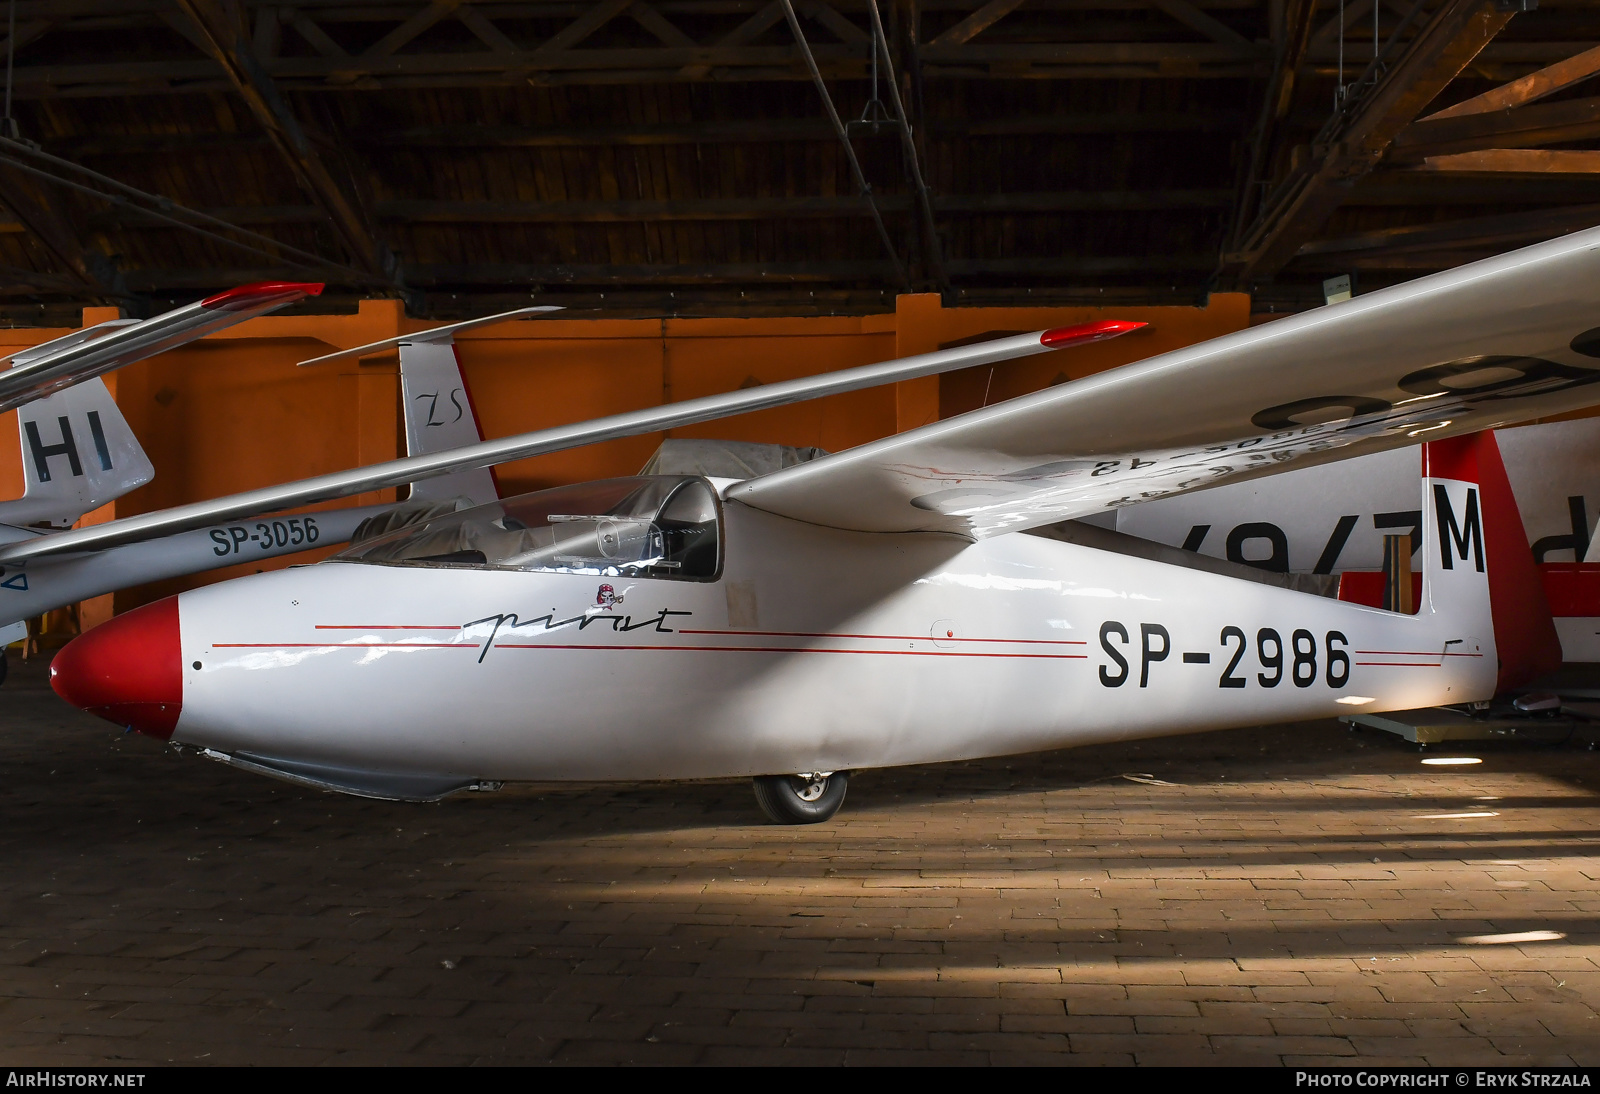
[{"xmin": 0, "ymin": 292, "xmax": 1251, "ymax": 623}]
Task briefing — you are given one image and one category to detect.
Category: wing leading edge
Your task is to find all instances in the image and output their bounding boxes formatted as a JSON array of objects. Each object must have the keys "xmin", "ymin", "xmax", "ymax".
[
  {"xmin": 729, "ymin": 226, "xmax": 1600, "ymax": 538},
  {"xmin": 0, "ymin": 319, "xmax": 1140, "ymax": 565},
  {"xmin": 0, "ymin": 281, "xmax": 323, "ymax": 414}
]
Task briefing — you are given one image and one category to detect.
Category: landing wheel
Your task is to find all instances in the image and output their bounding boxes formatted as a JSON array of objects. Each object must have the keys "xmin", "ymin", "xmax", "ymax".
[
  {"xmin": 752, "ymin": 771, "xmax": 848, "ymax": 824},
  {"xmin": 0, "ymin": 648, "xmax": 9, "ymax": 687}
]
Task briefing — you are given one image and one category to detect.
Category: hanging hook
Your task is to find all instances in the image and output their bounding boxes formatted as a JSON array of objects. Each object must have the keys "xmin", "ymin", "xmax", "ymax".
[
  {"xmin": 851, "ymin": 16, "xmax": 892, "ymax": 133},
  {"xmin": 3, "ymin": 0, "xmax": 18, "ymax": 141}
]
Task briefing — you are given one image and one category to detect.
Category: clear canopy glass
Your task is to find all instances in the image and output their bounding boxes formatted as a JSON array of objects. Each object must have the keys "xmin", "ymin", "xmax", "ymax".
[{"xmin": 335, "ymin": 475, "xmax": 720, "ymax": 579}]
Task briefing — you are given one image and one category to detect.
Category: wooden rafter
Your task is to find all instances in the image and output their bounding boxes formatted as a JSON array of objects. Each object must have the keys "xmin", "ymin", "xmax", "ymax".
[
  {"xmin": 45, "ymin": 110, "xmax": 1244, "ymax": 157},
  {"xmin": 677, "ymin": 0, "xmax": 785, "ymax": 80},
  {"xmin": 1393, "ymin": 95, "xmax": 1600, "ymax": 159},
  {"xmin": 2, "ymin": 44, "xmax": 1271, "ymax": 96},
  {"xmin": 629, "ymin": 3, "xmax": 697, "ymax": 49},
  {"xmin": 1226, "ymin": 0, "xmax": 1518, "ymax": 283},
  {"xmin": 65, "ymin": 191, "xmax": 1232, "ymax": 236},
  {"xmin": 172, "ymin": 0, "xmax": 394, "ymax": 284},
  {"xmin": 798, "ymin": 1, "xmax": 868, "ymax": 45},
  {"xmin": 1412, "ymin": 148, "xmax": 1600, "ymax": 174},
  {"xmin": 1298, "ymin": 202, "xmax": 1600, "ymax": 260},
  {"xmin": 537, "ymin": 0, "xmax": 632, "ymax": 54},
  {"xmin": 456, "ymin": 6, "xmax": 518, "ymax": 54},
  {"xmin": 1153, "ymin": 0, "xmax": 1249, "ymax": 46},
  {"xmin": 1423, "ymin": 42, "xmax": 1600, "ymax": 120},
  {"xmin": 359, "ymin": 0, "xmax": 466, "ymax": 60},
  {"xmin": 98, "ymin": 253, "xmax": 1219, "ymax": 295},
  {"xmin": 0, "ymin": 3, "xmax": 1319, "ymax": 98},
  {"xmin": 928, "ymin": 0, "xmax": 1029, "ymax": 48}
]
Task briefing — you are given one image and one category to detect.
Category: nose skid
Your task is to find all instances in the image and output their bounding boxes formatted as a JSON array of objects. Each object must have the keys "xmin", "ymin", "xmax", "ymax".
[{"xmin": 51, "ymin": 596, "xmax": 183, "ymax": 738}]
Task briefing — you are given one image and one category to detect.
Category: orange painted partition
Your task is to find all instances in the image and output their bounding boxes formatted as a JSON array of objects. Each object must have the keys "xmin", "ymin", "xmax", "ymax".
[{"xmin": 0, "ymin": 292, "xmax": 1251, "ymax": 622}]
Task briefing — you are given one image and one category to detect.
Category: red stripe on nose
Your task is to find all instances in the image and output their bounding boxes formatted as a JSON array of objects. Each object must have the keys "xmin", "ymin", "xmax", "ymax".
[{"xmin": 51, "ymin": 596, "xmax": 182, "ymax": 739}]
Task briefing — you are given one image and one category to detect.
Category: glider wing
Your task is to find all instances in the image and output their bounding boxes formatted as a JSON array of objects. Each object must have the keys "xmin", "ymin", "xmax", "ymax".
[
  {"xmin": 729, "ymin": 228, "xmax": 1600, "ymax": 538},
  {"xmin": 0, "ymin": 281, "xmax": 322, "ymax": 413},
  {"xmin": 0, "ymin": 320, "xmax": 1139, "ymax": 563}
]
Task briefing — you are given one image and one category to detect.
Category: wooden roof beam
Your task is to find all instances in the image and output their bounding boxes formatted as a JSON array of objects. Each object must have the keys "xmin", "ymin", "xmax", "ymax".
[
  {"xmin": 105, "ymin": 253, "xmax": 1216, "ymax": 293},
  {"xmin": 359, "ymin": 0, "xmax": 466, "ymax": 60},
  {"xmin": 1152, "ymin": 0, "xmax": 1249, "ymax": 46},
  {"xmin": 1422, "ymin": 41, "xmax": 1600, "ymax": 121},
  {"xmin": 1410, "ymin": 148, "xmax": 1600, "ymax": 174},
  {"xmin": 173, "ymin": 0, "xmax": 395, "ymax": 285},
  {"xmin": 1299, "ymin": 202, "xmax": 1600, "ymax": 260},
  {"xmin": 46, "ymin": 111, "xmax": 1243, "ymax": 156},
  {"xmin": 928, "ymin": 0, "xmax": 1030, "ymax": 48},
  {"xmin": 1392, "ymin": 94, "xmax": 1600, "ymax": 158},
  {"xmin": 537, "ymin": 0, "xmax": 632, "ymax": 53},
  {"xmin": 3, "ymin": 37, "xmax": 1291, "ymax": 94},
  {"xmin": 1225, "ymin": 0, "xmax": 1518, "ymax": 283},
  {"xmin": 629, "ymin": 2, "xmax": 698, "ymax": 48},
  {"xmin": 677, "ymin": 0, "xmax": 784, "ymax": 79},
  {"xmin": 456, "ymin": 5, "xmax": 519, "ymax": 54},
  {"xmin": 80, "ymin": 191, "xmax": 1232, "ymax": 231}
]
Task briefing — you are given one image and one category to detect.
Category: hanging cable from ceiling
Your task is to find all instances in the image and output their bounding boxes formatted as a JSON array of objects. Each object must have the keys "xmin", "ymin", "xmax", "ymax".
[
  {"xmin": 864, "ymin": 0, "xmax": 951, "ymax": 301},
  {"xmin": 1337, "ymin": 0, "xmax": 1346, "ymax": 108},
  {"xmin": 3, "ymin": 0, "xmax": 17, "ymax": 141},
  {"xmin": 779, "ymin": 0, "xmax": 910, "ymax": 294}
]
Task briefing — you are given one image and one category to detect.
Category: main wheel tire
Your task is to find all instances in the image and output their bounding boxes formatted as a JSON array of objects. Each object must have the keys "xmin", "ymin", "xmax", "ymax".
[{"xmin": 752, "ymin": 771, "xmax": 848, "ymax": 824}]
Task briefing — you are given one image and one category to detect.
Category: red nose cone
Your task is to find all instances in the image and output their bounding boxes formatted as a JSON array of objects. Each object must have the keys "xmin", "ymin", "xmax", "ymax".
[{"xmin": 51, "ymin": 596, "xmax": 182, "ymax": 739}]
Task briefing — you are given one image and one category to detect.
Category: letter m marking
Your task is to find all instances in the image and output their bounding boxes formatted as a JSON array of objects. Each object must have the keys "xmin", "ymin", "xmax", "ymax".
[{"xmin": 1434, "ymin": 483, "xmax": 1484, "ymax": 572}]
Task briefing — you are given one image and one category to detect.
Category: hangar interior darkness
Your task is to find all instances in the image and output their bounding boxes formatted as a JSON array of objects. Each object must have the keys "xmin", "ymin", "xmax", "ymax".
[{"xmin": 7, "ymin": 0, "xmax": 1600, "ymax": 322}]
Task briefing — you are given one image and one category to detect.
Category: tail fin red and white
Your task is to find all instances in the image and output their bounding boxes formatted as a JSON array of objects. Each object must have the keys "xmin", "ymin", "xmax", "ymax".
[{"xmin": 1421, "ymin": 431, "xmax": 1561, "ymax": 693}]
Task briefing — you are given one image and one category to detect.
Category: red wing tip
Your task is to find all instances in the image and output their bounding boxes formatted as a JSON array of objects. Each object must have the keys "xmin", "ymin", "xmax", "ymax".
[
  {"xmin": 200, "ymin": 281, "xmax": 325, "ymax": 311},
  {"xmin": 1039, "ymin": 320, "xmax": 1148, "ymax": 348}
]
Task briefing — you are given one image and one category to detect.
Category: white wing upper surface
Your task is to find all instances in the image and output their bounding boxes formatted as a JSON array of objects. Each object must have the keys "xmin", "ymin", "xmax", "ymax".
[{"xmin": 729, "ymin": 227, "xmax": 1600, "ymax": 538}]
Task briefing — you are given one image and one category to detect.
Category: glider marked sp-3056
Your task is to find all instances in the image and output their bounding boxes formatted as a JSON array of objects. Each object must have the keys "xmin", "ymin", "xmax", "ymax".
[
  {"xmin": 44, "ymin": 226, "xmax": 1600, "ymax": 823},
  {"xmin": 0, "ymin": 282, "xmax": 325, "ymax": 653},
  {"xmin": 0, "ymin": 305, "xmax": 548, "ymax": 646}
]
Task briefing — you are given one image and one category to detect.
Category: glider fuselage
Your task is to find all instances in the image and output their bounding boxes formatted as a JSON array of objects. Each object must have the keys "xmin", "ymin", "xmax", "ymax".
[{"xmin": 165, "ymin": 496, "xmax": 1495, "ymax": 783}]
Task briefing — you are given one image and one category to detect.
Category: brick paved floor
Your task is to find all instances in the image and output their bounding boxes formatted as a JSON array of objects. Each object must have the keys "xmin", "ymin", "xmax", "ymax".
[{"xmin": 1, "ymin": 657, "xmax": 1598, "ymax": 1065}]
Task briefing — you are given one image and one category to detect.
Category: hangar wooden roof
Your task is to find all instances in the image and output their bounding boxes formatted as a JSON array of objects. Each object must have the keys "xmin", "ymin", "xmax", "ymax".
[{"xmin": 0, "ymin": 0, "xmax": 1596, "ymax": 321}]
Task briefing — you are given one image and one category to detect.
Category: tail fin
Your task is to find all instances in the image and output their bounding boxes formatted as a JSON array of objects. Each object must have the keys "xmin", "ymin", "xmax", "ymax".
[
  {"xmin": 398, "ymin": 336, "xmax": 498, "ymax": 506},
  {"xmin": 0, "ymin": 377, "xmax": 154, "ymax": 527},
  {"xmin": 1423, "ymin": 431, "xmax": 1561, "ymax": 692}
]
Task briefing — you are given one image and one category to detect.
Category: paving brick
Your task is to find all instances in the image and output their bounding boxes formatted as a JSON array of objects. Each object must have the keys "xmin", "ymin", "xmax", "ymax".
[{"xmin": 4, "ymin": 659, "xmax": 1600, "ymax": 1065}]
